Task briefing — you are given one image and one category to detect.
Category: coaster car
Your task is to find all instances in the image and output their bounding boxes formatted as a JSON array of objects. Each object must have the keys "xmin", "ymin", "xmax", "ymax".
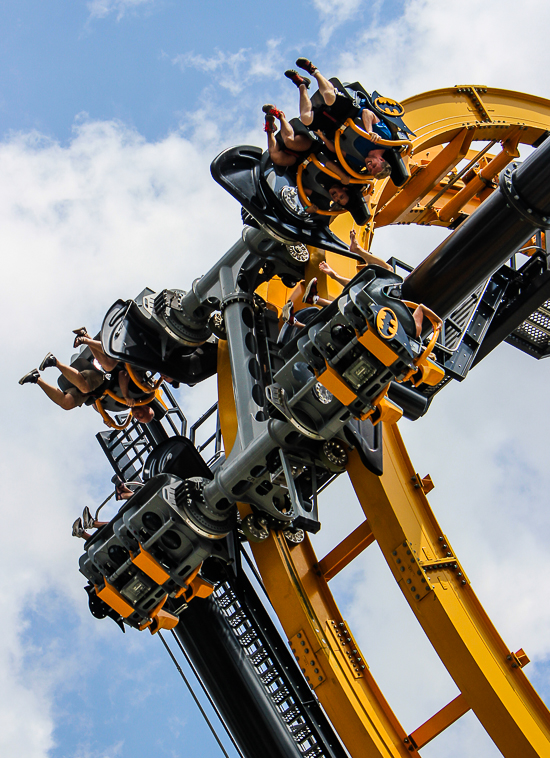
[
  {"xmin": 211, "ymin": 82, "xmax": 414, "ymax": 253},
  {"xmin": 79, "ymin": 471, "xmax": 234, "ymax": 633},
  {"xmin": 100, "ymin": 291, "xmax": 218, "ymax": 386},
  {"xmin": 268, "ymin": 266, "xmax": 444, "ymax": 438},
  {"xmin": 322, "ymin": 79, "xmax": 415, "ymax": 188}
]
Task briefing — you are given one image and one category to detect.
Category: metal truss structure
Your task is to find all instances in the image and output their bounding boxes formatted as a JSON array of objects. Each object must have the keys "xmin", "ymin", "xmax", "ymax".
[{"xmin": 79, "ymin": 84, "xmax": 550, "ymax": 757}]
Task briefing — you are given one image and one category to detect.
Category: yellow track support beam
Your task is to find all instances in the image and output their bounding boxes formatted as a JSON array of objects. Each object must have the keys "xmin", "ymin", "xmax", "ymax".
[
  {"xmin": 250, "ymin": 533, "xmax": 412, "ymax": 758},
  {"xmin": 373, "ymin": 86, "xmax": 550, "ymax": 229},
  {"xmin": 408, "ymin": 694, "xmax": 470, "ymax": 749},
  {"xmin": 347, "ymin": 423, "xmax": 550, "ymax": 757},
  {"xmin": 317, "ymin": 520, "xmax": 375, "ymax": 581}
]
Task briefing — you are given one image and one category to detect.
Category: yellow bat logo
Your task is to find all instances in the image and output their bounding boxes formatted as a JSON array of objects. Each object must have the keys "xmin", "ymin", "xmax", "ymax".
[
  {"xmin": 376, "ymin": 308, "xmax": 399, "ymax": 339},
  {"xmin": 374, "ymin": 96, "xmax": 405, "ymax": 117}
]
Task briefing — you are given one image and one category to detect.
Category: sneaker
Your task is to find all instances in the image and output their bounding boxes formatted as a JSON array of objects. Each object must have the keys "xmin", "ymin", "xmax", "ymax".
[
  {"xmin": 302, "ymin": 278, "xmax": 318, "ymax": 305},
  {"xmin": 282, "ymin": 301, "xmax": 296, "ymax": 325},
  {"xmin": 262, "ymin": 103, "xmax": 284, "ymax": 119},
  {"xmin": 72, "ymin": 517, "xmax": 85, "ymax": 538},
  {"xmin": 39, "ymin": 352, "xmax": 57, "ymax": 371},
  {"xmin": 296, "ymin": 57, "xmax": 317, "ymax": 75},
  {"xmin": 72, "ymin": 327, "xmax": 90, "ymax": 348},
  {"xmin": 19, "ymin": 369, "xmax": 40, "ymax": 385},
  {"xmin": 82, "ymin": 506, "xmax": 95, "ymax": 530},
  {"xmin": 284, "ymin": 70, "xmax": 310, "ymax": 89},
  {"xmin": 264, "ymin": 114, "xmax": 277, "ymax": 134}
]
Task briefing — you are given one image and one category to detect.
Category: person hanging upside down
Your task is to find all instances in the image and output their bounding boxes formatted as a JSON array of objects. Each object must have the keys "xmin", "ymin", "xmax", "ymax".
[
  {"xmin": 19, "ymin": 329, "xmax": 154, "ymax": 423},
  {"xmin": 296, "ymin": 231, "xmax": 442, "ymax": 339},
  {"xmin": 263, "ymin": 104, "xmax": 316, "ymax": 168},
  {"xmin": 285, "ymin": 58, "xmax": 392, "ymax": 179},
  {"xmin": 263, "ymin": 104, "xmax": 354, "ymax": 192}
]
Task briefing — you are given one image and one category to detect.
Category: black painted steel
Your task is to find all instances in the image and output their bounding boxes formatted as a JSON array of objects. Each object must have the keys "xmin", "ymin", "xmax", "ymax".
[
  {"xmin": 402, "ymin": 138, "xmax": 550, "ymax": 318},
  {"xmin": 174, "ymin": 567, "xmax": 347, "ymax": 758}
]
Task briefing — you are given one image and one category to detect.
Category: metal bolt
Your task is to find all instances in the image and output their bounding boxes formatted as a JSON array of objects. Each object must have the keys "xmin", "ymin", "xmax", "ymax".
[
  {"xmin": 406, "ymin": 579, "xmax": 411, "ymax": 584},
  {"xmin": 461, "ymin": 580, "xmax": 466, "ymax": 585},
  {"xmin": 300, "ymin": 641, "xmax": 305, "ymax": 646},
  {"xmin": 297, "ymin": 633, "xmax": 302, "ymax": 638},
  {"xmin": 415, "ymin": 594, "xmax": 420, "ymax": 600},
  {"xmin": 318, "ymin": 676, "xmax": 323, "ymax": 681},
  {"xmin": 411, "ymin": 586, "xmax": 416, "ymax": 592}
]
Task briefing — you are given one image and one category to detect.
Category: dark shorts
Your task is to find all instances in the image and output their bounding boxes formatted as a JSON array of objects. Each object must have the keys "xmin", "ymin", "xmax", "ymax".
[
  {"xmin": 65, "ymin": 368, "xmax": 105, "ymax": 407},
  {"xmin": 309, "ymin": 94, "xmax": 354, "ymax": 139},
  {"xmin": 275, "ymin": 118, "xmax": 319, "ymax": 162}
]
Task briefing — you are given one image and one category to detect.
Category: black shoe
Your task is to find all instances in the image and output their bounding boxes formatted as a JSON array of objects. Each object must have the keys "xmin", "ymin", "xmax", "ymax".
[
  {"xmin": 19, "ymin": 369, "xmax": 40, "ymax": 385},
  {"xmin": 296, "ymin": 57, "xmax": 317, "ymax": 75},
  {"xmin": 39, "ymin": 352, "xmax": 57, "ymax": 371},
  {"xmin": 284, "ymin": 70, "xmax": 310, "ymax": 89},
  {"xmin": 282, "ymin": 301, "xmax": 296, "ymax": 325},
  {"xmin": 72, "ymin": 517, "xmax": 85, "ymax": 538},
  {"xmin": 82, "ymin": 506, "xmax": 95, "ymax": 530},
  {"xmin": 302, "ymin": 278, "xmax": 319, "ymax": 305}
]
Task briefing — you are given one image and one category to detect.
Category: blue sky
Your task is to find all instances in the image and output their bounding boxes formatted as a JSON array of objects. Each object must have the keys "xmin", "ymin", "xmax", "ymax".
[
  {"xmin": 2, "ymin": 1, "xmax": 550, "ymax": 757},
  {"xmin": 1, "ymin": 0, "xmax": 410, "ymax": 143}
]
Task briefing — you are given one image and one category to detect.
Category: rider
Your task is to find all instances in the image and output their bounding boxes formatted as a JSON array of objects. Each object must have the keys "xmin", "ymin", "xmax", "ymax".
[
  {"xmin": 285, "ymin": 58, "xmax": 392, "ymax": 179},
  {"xmin": 19, "ymin": 329, "xmax": 155, "ymax": 423},
  {"xmin": 296, "ymin": 231, "xmax": 442, "ymax": 339}
]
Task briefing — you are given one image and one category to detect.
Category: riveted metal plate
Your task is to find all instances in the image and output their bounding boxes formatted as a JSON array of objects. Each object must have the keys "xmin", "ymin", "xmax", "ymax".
[
  {"xmin": 326, "ymin": 619, "xmax": 366, "ymax": 679},
  {"xmin": 391, "ymin": 540, "xmax": 434, "ymax": 601},
  {"xmin": 289, "ymin": 629, "xmax": 326, "ymax": 688}
]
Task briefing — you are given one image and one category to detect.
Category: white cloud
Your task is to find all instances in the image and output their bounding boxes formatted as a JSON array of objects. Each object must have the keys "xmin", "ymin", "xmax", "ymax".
[
  {"xmin": 87, "ymin": 0, "xmax": 156, "ymax": 21},
  {"xmin": 337, "ymin": 0, "xmax": 550, "ymax": 100},
  {"xmin": 0, "ymin": 115, "xmax": 243, "ymax": 757},
  {"xmin": 311, "ymin": 0, "xmax": 368, "ymax": 45},
  {"xmin": 170, "ymin": 39, "xmax": 283, "ymax": 96},
  {"xmin": 4, "ymin": 1, "xmax": 550, "ymax": 756}
]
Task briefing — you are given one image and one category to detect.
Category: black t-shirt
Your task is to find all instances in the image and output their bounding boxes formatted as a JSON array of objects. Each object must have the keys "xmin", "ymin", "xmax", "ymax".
[{"xmin": 309, "ymin": 94, "xmax": 354, "ymax": 140}]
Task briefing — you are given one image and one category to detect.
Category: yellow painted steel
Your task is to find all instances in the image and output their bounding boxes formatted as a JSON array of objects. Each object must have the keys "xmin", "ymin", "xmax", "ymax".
[
  {"xmin": 373, "ymin": 86, "xmax": 550, "ymax": 230},
  {"xmin": 348, "ymin": 426, "xmax": 550, "ymax": 757},
  {"xmin": 214, "ymin": 86, "xmax": 550, "ymax": 756}
]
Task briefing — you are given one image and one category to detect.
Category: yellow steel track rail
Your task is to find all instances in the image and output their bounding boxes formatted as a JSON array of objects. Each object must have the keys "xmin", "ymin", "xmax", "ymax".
[
  {"xmin": 373, "ymin": 86, "xmax": 550, "ymax": 228},
  {"xmin": 347, "ymin": 425, "xmax": 550, "ymax": 757}
]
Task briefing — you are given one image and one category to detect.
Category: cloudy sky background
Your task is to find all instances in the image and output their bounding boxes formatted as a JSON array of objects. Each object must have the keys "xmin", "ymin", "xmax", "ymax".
[{"xmin": 2, "ymin": 1, "xmax": 550, "ymax": 756}]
